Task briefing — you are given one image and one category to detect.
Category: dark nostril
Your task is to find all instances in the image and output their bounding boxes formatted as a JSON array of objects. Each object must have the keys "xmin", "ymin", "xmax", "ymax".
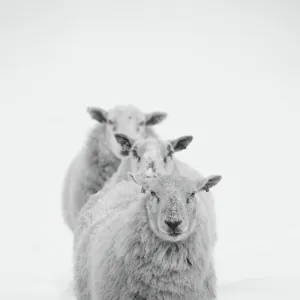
[
  {"xmin": 165, "ymin": 220, "xmax": 182, "ymax": 230},
  {"xmin": 148, "ymin": 161, "xmax": 155, "ymax": 168}
]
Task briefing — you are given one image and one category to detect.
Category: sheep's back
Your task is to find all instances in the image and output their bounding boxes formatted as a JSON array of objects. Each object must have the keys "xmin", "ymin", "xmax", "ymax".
[
  {"xmin": 175, "ymin": 158, "xmax": 204, "ymax": 181},
  {"xmin": 75, "ymin": 179, "xmax": 141, "ymax": 246}
]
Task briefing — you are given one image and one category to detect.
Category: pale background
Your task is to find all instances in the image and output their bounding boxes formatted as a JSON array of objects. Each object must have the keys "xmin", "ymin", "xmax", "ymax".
[{"xmin": 0, "ymin": 0, "xmax": 300, "ymax": 299}]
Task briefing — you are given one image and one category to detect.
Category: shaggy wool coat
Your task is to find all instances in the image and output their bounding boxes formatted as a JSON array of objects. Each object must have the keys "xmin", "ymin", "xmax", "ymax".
[{"xmin": 74, "ymin": 176, "xmax": 217, "ymax": 300}]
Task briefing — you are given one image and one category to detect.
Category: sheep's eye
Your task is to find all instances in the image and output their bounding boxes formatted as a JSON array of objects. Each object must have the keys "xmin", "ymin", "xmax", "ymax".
[
  {"xmin": 163, "ymin": 151, "xmax": 173, "ymax": 164},
  {"xmin": 187, "ymin": 191, "xmax": 196, "ymax": 204},
  {"xmin": 107, "ymin": 120, "xmax": 116, "ymax": 131},
  {"xmin": 132, "ymin": 149, "xmax": 140, "ymax": 160},
  {"xmin": 150, "ymin": 190, "xmax": 159, "ymax": 202}
]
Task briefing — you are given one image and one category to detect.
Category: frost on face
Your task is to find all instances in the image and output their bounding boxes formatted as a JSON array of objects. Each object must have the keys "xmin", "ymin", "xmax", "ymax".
[{"xmin": 130, "ymin": 140, "xmax": 173, "ymax": 178}]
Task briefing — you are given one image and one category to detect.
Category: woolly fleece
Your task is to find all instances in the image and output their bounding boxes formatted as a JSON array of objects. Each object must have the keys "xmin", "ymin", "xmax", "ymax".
[{"xmin": 74, "ymin": 175, "xmax": 218, "ymax": 300}]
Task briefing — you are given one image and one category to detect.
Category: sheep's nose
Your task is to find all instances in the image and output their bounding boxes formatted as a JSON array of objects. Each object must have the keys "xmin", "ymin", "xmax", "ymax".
[
  {"xmin": 165, "ymin": 220, "xmax": 182, "ymax": 230},
  {"xmin": 148, "ymin": 161, "xmax": 155, "ymax": 168}
]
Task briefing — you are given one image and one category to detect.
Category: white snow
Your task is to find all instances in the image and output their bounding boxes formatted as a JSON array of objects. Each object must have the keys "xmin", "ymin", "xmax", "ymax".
[{"xmin": 1, "ymin": 1, "xmax": 300, "ymax": 299}]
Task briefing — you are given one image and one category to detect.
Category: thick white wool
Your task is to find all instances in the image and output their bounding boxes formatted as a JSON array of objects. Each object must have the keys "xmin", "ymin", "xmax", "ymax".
[{"xmin": 74, "ymin": 175, "xmax": 218, "ymax": 300}]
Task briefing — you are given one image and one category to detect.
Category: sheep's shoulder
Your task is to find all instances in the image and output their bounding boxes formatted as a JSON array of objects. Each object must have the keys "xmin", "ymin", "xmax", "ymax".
[
  {"xmin": 90, "ymin": 180, "xmax": 141, "ymax": 227},
  {"xmin": 175, "ymin": 159, "xmax": 204, "ymax": 181}
]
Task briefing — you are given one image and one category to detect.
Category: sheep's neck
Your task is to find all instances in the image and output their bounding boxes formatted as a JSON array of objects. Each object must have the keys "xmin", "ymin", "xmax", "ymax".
[
  {"xmin": 110, "ymin": 158, "xmax": 131, "ymax": 184},
  {"xmin": 85, "ymin": 124, "xmax": 121, "ymax": 190},
  {"xmin": 172, "ymin": 161, "xmax": 181, "ymax": 175}
]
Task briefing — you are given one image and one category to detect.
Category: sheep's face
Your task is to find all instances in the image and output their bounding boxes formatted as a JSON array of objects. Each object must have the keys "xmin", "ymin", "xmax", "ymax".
[
  {"xmin": 146, "ymin": 176, "xmax": 199, "ymax": 242},
  {"xmin": 129, "ymin": 173, "xmax": 222, "ymax": 243},
  {"xmin": 114, "ymin": 135, "xmax": 194, "ymax": 178},
  {"xmin": 87, "ymin": 105, "xmax": 167, "ymax": 158}
]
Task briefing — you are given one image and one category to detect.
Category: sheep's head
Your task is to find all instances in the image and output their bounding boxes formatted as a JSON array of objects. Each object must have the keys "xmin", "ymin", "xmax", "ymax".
[
  {"xmin": 129, "ymin": 173, "xmax": 222, "ymax": 242},
  {"xmin": 114, "ymin": 134, "xmax": 193, "ymax": 178},
  {"xmin": 87, "ymin": 105, "xmax": 167, "ymax": 158}
]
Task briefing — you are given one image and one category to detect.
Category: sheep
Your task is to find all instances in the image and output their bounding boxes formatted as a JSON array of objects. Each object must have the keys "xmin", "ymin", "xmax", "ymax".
[
  {"xmin": 73, "ymin": 172, "xmax": 222, "ymax": 300},
  {"xmin": 74, "ymin": 133, "xmax": 195, "ymax": 239},
  {"xmin": 61, "ymin": 105, "xmax": 168, "ymax": 232}
]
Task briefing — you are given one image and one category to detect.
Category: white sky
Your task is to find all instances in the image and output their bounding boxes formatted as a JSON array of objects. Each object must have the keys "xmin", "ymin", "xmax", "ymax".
[{"xmin": 0, "ymin": 0, "xmax": 300, "ymax": 297}]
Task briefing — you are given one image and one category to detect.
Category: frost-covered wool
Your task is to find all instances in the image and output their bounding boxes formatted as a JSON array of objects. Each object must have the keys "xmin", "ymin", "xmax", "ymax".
[
  {"xmin": 61, "ymin": 105, "xmax": 167, "ymax": 232},
  {"xmin": 74, "ymin": 173, "xmax": 222, "ymax": 300}
]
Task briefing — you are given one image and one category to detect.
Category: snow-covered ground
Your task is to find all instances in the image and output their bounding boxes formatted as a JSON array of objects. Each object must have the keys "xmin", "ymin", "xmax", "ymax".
[{"xmin": 1, "ymin": 1, "xmax": 300, "ymax": 299}]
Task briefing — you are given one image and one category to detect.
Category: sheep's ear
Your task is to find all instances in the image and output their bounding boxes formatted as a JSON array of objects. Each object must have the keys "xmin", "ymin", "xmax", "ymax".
[
  {"xmin": 87, "ymin": 107, "xmax": 107, "ymax": 123},
  {"xmin": 195, "ymin": 175, "xmax": 222, "ymax": 193},
  {"xmin": 114, "ymin": 133, "xmax": 135, "ymax": 156},
  {"xmin": 170, "ymin": 135, "xmax": 193, "ymax": 152},
  {"xmin": 127, "ymin": 173, "xmax": 149, "ymax": 193},
  {"xmin": 145, "ymin": 112, "xmax": 168, "ymax": 126}
]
